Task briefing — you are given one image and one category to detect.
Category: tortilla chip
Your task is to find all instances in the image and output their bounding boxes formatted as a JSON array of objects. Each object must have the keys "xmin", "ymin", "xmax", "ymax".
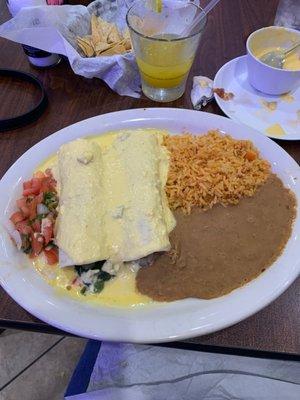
[
  {"xmin": 87, "ymin": 35, "xmax": 97, "ymax": 52},
  {"xmin": 101, "ymin": 42, "xmax": 127, "ymax": 56},
  {"xmin": 77, "ymin": 37, "xmax": 94, "ymax": 57},
  {"xmin": 116, "ymin": 38, "xmax": 131, "ymax": 52},
  {"xmin": 123, "ymin": 38, "xmax": 132, "ymax": 51},
  {"xmin": 91, "ymin": 14, "xmax": 103, "ymax": 42},
  {"xmin": 96, "ymin": 16, "xmax": 113, "ymax": 42},
  {"xmin": 78, "ymin": 14, "xmax": 131, "ymax": 58},
  {"xmin": 77, "ymin": 36, "xmax": 92, "ymax": 47},
  {"xmin": 94, "ymin": 41, "xmax": 113, "ymax": 54},
  {"xmin": 123, "ymin": 28, "xmax": 131, "ymax": 40},
  {"xmin": 107, "ymin": 25, "xmax": 122, "ymax": 44},
  {"xmin": 77, "ymin": 36, "xmax": 94, "ymax": 57}
]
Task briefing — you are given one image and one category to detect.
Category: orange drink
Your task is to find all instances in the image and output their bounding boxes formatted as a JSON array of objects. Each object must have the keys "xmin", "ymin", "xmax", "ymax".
[{"xmin": 127, "ymin": 0, "xmax": 206, "ymax": 102}]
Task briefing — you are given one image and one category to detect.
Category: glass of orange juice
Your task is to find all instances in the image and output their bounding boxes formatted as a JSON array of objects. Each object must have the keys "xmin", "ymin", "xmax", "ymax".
[{"xmin": 126, "ymin": 0, "xmax": 206, "ymax": 102}]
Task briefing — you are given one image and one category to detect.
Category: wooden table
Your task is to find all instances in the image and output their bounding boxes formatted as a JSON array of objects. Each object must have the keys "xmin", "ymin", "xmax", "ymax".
[{"xmin": 0, "ymin": 0, "xmax": 299, "ymax": 357}]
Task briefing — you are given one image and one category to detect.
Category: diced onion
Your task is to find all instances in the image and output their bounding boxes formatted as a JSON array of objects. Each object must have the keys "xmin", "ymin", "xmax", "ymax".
[{"xmin": 37, "ymin": 204, "xmax": 49, "ymax": 215}]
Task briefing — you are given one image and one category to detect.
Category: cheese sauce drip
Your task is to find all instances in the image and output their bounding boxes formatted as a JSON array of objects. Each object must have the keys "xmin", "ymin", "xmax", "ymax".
[{"xmin": 33, "ymin": 257, "xmax": 151, "ymax": 307}]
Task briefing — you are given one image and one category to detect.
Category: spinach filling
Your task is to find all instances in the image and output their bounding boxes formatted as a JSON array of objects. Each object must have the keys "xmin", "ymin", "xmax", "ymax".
[{"xmin": 74, "ymin": 261, "xmax": 113, "ymax": 295}]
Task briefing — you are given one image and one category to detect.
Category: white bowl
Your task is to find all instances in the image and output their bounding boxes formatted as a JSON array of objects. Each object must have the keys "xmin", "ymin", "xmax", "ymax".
[{"xmin": 246, "ymin": 26, "xmax": 300, "ymax": 95}]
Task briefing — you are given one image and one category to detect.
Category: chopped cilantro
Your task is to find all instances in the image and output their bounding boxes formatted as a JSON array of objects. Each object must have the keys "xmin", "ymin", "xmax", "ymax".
[
  {"xmin": 21, "ymin": 234, "xmax": 31, "ymax": 254},
  {"xmin": 48, "ymin": 241, "xmax": 58, "ymax": 249},
  {"xmin": 43, "ymin": 191, "xmax": 58, "ymax": 211},
  {"xmin": 29, "ymin": 214, "xmax": 47, "ymax": 224}
]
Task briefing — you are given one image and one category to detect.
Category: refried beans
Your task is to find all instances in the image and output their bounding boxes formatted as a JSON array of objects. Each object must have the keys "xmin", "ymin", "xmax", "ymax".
[{"xmin": 136, "ymin": 174, "xmax": 296, "ymax": 301}]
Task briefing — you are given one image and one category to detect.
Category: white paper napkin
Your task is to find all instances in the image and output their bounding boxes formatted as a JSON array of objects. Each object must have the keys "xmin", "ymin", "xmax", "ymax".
[{"xmin": 65, "ymin": 342, "xmax": 300, "ymax": 399}]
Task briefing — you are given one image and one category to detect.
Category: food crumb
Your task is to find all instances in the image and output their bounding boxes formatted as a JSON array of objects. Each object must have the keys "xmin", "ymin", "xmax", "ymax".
[
  {"xmin": 280, "ymin": 93, "xmax": 294, "ymax": 103},
  {"xmin": 213, "ymin": 88, "xmax": 234, "ymax": 100},
  {"xmin": 168, "ymin": 248, "xmax": 178, "ymax": 264},
  {"xmin": 260, "ymin": 99, "xmax": 277, "ymax": 111}
]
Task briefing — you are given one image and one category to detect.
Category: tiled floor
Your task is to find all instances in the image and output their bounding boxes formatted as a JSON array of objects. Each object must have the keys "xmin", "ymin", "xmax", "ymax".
[{"xmin": 0, "ymin": 329, "xmax": 86, "ymax": 400}]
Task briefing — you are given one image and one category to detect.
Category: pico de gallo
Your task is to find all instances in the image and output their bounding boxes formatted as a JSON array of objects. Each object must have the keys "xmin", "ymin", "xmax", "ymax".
[{"xmin": 9, "ymin": 169, "xmax": 59, "ymax": 265}]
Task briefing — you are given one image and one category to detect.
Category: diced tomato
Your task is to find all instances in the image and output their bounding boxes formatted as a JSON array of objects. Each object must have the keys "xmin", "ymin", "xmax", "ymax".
[
  {"xmin": 13, "ymin": 169, "xmax": 58, "ymax": 259},
  {"xmin": 32, "ymin": 219, "xmax": 41, "ymax": 233},
  {"xmin": 41, "ymin": 218, "xmax": 53, "ymax": 245},
  {"xmin": 22, "ymin": 171, "xmax": 56, "ymax": 198},
  {"xmin": 31, "ymin": 233, "xmax": 44, "ymax": 256},
  {"xmin": 17, "ymin": 198, "xmax": 27, "ymax": 209},
  {"xmin": 23, "ymin": 178, "xmax": 42, "ymax": 197},
  {"xmin": 22, "ymin": 171, "xmax": 56, "ymax": 197},
  {"xmin": 23, "ymin": 181, "xmax": 32, "ymax": 190},
  {"xmin": 44, "ymin": 247, "xmax": 58, "ymax": 265},
  {"xmin": 33, "ymin": 171, "xmax": 45, "ymax": 179},
  {"xmin": 48, "ymin": 178, "xmax": 57, "ymax": 191},
  {"xmin": 40, "ymin": 177, "xmax": 56, "ymax": 193},
  {"xmin": 36, "ymin": 192, "xmax": 44, "ymax": 204},
  {"xmin": 16, "ymin": 198, "xmax": 30, "ymax": 218},
  {"xmin": 27, "ymin": 197, "xmax": 38, "ymax": 220},
  {"xmin": 10, "ymin": 211, "xmax": 25, "ymax": 225},
  {"xmin": 20, "ymin": 206, "xmax": 30, "ymax": 218},
  {"xmin": 15, "ymin": 221, "xmax": 32, "ymax": 235},
  {"xmin": 23, "ymin": 188, "xmax": 37, "ymax": 196},
  {"xmin": 40, "ymin": 180, "xmax": 50, "ymax": 193},
  {"xmin": 32, "ymin": 178, "xmax": 42, "ymax": 190},
  {"xmin": 22, "ymin": 208, "xmax": 30, "ymax": 218}
]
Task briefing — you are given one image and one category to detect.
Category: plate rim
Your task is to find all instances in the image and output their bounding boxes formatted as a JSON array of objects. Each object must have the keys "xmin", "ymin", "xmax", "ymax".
[{"xmin": 0, "ymin": 107, "xmax": 300, "ymax": 343}]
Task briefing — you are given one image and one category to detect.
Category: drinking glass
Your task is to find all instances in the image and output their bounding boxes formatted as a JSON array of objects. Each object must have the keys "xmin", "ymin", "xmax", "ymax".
[{"xmin": 126, "ymin": 0, "xmax": 207, "ymax": 102}]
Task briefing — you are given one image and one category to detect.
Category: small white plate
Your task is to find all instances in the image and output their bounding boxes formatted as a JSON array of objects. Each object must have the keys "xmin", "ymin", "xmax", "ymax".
[
  {"xmin": 213, "ymin": 55, "xmax": 300, "ymax": 140},
  {"xmin": 0, "ymin": 108, "xmax": 300, "ymax": 343}
]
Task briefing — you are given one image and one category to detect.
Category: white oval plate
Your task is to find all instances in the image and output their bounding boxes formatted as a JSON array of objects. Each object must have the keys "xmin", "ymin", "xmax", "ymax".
[
  {"xmin": 214, "ymin": 55, "xmax": 300, "ymax": 140},
  {"xmin": 0, "ymin": 108, "xmax": 300, "ymax": 343}
]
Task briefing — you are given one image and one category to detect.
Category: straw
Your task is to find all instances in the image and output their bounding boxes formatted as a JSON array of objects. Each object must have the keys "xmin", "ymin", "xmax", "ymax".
[{"xmin": 181, "ymin": 0, "xmax": 221, "ymax": 36}]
